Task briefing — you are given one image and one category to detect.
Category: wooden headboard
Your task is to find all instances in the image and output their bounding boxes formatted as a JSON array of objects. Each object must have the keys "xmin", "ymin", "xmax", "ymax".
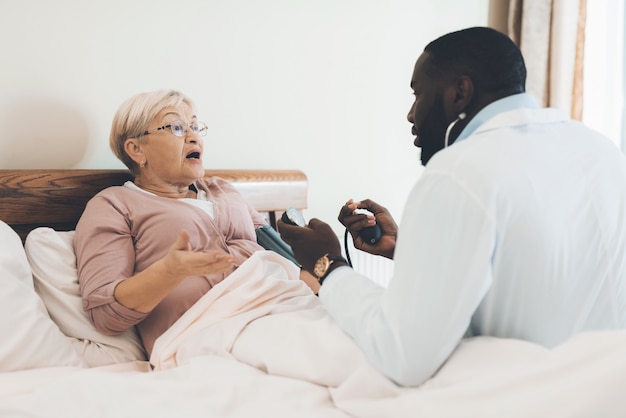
[{"xmin": 0, "ymin": 169, "xmax": 307, "ymax": 243}]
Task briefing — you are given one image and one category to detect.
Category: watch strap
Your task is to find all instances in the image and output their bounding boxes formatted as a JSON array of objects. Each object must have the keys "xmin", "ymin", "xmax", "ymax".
[{"xmin": 317, "ymin": 254, "xmax": 348, "ymax": 285}]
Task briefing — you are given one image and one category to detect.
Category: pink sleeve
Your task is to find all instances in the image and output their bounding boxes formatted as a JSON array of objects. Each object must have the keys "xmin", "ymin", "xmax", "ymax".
[{"xmin": 74, "ymin": 193, "xmax": 148, "ymax": 335}]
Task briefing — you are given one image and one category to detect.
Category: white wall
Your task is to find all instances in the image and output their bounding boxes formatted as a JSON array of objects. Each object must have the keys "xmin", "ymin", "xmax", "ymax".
[{"xmin": 0, "ymin": 0, "xmax": 488, "ymax": 232}]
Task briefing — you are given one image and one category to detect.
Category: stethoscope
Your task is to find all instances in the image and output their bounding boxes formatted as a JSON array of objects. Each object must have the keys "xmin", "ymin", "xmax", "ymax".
[
  {"xmin": 343, "ymin": 112, "xmax": 467, "ymax": 267},
  {"xmin": 444, "ymin": 112, "xmax": 466, "ymax": 148}
]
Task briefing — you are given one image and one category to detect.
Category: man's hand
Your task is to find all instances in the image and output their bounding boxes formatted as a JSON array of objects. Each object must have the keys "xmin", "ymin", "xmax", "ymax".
[
  {"xmin": 277, "ymin": 218, "xmax": 342, "ymax": 274},
  {"xmin": 338, "ymin": 199, "xmax": 398, "ymax": 259}
]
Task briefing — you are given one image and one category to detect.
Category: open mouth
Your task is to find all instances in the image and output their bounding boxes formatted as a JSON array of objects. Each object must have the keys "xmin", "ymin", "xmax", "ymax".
[{"xmin": 186, "ymin": 151, "xmax": 201, "ymax": 159}]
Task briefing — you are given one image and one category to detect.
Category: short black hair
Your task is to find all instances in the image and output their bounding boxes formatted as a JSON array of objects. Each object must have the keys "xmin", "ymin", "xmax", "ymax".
[{"xmin": 424, "ymin": 27, "xmax": 526, "ymax": 95}]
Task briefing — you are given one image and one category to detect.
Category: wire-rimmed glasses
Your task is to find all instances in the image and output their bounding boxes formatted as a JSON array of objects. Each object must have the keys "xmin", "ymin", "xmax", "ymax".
[{"xmin": 142, "ymin": 120, "xmax": 208, "ymax": 137}]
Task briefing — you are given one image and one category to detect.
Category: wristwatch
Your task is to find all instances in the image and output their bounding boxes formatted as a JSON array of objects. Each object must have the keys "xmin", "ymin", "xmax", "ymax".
[{"xmin": 313, "ymin": 253, "xmax": 347, "ymax": 284}]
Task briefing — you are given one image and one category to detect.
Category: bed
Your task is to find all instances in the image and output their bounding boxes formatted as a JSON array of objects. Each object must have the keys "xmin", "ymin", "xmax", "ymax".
[{"xmin": 0, "ymin": 168, "xmax": 625, "ymax": 418}]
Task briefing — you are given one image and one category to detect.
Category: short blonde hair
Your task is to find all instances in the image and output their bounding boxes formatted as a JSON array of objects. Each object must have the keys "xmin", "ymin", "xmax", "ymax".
[{"xmin": 109, "ymin": 90, "xmax": 196, "ymax": 175}]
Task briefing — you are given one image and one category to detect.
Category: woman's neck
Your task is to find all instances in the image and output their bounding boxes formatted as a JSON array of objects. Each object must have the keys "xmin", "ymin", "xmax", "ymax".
[{"xmin": 133, "ymin": 178, "xmax": 197, "ymax": 199}]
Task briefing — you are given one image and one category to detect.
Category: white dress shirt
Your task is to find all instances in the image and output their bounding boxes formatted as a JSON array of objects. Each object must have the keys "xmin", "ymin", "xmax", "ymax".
[{"xmin": 320, "ymin": 93, "xmax": 626, "ymax": 386}]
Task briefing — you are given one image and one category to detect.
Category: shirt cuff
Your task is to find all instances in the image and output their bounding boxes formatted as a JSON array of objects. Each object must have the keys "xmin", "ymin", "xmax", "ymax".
[{"xmin": 317, "ymin": 265, "xmax": 352, "ymax": 297}]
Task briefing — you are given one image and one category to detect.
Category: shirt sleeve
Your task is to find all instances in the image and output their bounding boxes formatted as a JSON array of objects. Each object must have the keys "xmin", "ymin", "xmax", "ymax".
[
  {"xmin": 319, "ymin": 172, "xmax": 495, "ymax": 386},
  {"xmin": 74, "ymin": 193, "xmax": 148, "ymax": 335}
]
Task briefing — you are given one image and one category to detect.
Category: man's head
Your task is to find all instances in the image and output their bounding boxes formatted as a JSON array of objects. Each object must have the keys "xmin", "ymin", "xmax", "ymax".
[{"xmin": 407, "ymin": 27, "xmax": 527, "ymax": 165}]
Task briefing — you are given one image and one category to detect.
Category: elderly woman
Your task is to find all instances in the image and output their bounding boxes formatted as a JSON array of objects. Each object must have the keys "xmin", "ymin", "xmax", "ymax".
[{"xmin": 75, "ymin": 90, "xmax": 267, "ymax": 356}]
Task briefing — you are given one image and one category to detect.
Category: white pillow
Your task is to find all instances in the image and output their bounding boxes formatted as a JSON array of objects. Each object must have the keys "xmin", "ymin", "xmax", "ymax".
[
  {"xmin": 25, "ymin": 227, "xmax": 146, "ymax": 367},
  {"xmin": 0, "ymin": 221, "xmax": 84, "ymax": 371}
]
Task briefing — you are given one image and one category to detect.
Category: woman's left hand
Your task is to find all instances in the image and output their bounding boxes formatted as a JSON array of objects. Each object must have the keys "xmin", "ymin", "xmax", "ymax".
[{"xmin": 163, "ymin": 230, "xmax": 238, "ymax": 278}]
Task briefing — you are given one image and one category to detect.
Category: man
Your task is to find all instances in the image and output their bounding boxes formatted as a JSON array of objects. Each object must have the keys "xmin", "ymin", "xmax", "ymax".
[{"xmin": 278, "ymin": 27, "xmax": 626, "ymax": 387}]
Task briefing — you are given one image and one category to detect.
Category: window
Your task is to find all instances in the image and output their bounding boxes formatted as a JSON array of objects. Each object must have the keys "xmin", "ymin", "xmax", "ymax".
[{"xmin": 582, "ymin": 0, "xmax": 625, "ymax": 149}]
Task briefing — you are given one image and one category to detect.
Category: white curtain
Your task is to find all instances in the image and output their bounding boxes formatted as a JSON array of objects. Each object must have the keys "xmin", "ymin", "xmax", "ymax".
[
  {"xmin": 506, "ymin": 0, "xmax": 625, "ymax": 148},
  {"xmin": 508, "ymin": 0, "xmax": 586, "ymax": 120}
]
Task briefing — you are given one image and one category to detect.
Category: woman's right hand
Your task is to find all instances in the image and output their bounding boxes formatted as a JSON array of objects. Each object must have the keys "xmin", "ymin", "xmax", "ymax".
[{"xmin": 338, "ymin": 199, "xmax": 398, "ymax": 260}]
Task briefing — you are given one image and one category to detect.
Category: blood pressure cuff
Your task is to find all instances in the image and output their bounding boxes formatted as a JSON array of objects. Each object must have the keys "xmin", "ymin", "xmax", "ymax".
[{"xmin": 255, "ymin": 225, "xmax": 300, "ymax": 267}]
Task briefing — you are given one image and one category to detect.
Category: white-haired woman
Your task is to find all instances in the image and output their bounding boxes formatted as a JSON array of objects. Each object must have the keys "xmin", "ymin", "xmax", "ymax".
[{"xmin": 75, "ymin": 90, "xmax": 267, "ymax": 357}]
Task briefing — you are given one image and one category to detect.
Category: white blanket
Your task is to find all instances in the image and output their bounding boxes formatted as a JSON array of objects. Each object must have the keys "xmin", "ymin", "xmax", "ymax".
[{"xmin": 2, "ymin": 251, "xmax": 626, "ymax": 417}]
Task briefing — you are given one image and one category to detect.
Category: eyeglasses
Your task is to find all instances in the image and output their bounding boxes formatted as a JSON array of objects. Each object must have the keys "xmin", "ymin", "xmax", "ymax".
[{"xmin": 142, "ymin": 120, "xmax": 208, "ymax": 137}]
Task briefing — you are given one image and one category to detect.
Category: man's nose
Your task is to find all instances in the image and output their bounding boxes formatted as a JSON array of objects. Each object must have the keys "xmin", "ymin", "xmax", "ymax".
[{"xmin": 407, "ymin": 102, "xmax": 415, "ymax": 123}]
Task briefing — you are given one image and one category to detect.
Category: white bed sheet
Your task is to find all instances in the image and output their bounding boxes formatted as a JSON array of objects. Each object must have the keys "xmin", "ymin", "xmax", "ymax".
[{"xmin": 1, "ymin": 251, "xmax": 625, "ymax": 418}]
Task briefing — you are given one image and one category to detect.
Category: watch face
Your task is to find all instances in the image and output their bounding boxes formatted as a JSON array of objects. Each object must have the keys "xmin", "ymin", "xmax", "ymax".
[
  {"xmin": 313, "ymin": 254, "xmax": 330, "ymax": 278},
  {"xmin": 282, "ymin": 207, "xmax": 306, "ymax": 227}
]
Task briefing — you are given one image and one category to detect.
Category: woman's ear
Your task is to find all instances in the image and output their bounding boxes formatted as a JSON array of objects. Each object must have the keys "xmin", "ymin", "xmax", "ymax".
[{"xmin": 124, "ymin": 138, "xmax": 145, "ymax": 166}]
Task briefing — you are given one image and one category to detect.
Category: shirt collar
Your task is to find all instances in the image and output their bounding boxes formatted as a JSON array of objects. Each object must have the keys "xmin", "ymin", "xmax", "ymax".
[
  {"xmin": 124, "ymin": 180, "xmax": 208, "ymax": 201},
  {"xmin": 454, "ymin": 92, "xmax": 539, "ymax": 144}
]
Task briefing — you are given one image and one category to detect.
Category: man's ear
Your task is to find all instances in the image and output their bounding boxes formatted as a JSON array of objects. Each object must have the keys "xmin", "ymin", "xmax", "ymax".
[
  {"xmin": 124, "ymin": 138, "xmax": 145, "ymax": 165},
  {"xmin": 443, "ymin": 75, "xmax": 473, "ymax": 121},
  {"xmin": 453, "ymin": 75, "xmax": 473, "ymax": 114}
]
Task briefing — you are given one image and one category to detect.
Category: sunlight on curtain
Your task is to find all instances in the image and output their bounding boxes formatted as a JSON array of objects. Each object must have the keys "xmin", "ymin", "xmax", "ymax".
[
  {"xmin": 508, "ymin": 0, "xmax": 583, "ymax": 118},
  {"xmin": 582, "ymin": 0, "xmax": 625, "ymax": 148}
]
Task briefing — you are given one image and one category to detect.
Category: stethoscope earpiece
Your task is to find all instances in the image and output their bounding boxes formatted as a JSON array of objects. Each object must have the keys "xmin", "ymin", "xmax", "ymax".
[{"xmin": 444, "ymin": 112, "xmax": 467, "ymax": 148}]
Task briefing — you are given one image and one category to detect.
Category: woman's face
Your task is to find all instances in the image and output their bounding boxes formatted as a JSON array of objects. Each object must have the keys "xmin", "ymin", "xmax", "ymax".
[{"xmin": 138, "ymin": 103, "xmax": 205, "ymax": 189}]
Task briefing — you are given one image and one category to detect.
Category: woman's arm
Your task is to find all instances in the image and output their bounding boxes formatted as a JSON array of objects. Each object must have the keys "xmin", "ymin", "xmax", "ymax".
[
  {"xmin": 75, "ymin": 191, "xmax": 236, "ymax": 333},
  {"xmin": 113, "ymin": 230, "xmax": 235, "ymax": 313}
]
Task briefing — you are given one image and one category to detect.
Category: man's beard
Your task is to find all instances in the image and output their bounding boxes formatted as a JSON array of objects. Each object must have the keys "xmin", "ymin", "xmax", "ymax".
[{"xmin": 417, "ymin": 99, "xmax": 448, "ymax": 166}]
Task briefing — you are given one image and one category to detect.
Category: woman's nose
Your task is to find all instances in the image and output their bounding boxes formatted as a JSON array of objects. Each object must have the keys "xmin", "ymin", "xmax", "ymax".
[{"xmin": 186, "ymin": 132, "xmax": 201, "ymax": 144}]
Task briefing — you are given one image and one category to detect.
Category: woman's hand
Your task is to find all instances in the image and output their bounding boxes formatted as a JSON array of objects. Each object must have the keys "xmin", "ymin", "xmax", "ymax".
[
  {"xmin": 338, "ymin": 199, "xmax": 398, "ymax": 259},
  {"xmin": 114, "ymin": 230, "xmax": 236, "ymax": 313},
  {"xmin": 299, "ymin": 269, "xmax": 321, "ymax": 294},
  {"xmin": 162, "ymin": 230, "xmax": 237, "ymax": 279}
]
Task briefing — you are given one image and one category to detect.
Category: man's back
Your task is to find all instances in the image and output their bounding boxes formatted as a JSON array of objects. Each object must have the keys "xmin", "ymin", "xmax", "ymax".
[{"xmin": 435, "ymin": 105, "xmax": 626, "ymax": 345}]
